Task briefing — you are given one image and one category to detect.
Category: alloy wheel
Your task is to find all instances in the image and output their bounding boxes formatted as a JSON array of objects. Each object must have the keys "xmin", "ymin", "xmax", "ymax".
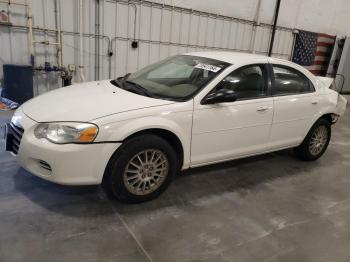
[
  {"xmin": 309, "ymin": 125, "xmax": 328, "ymax": 156},
  {"xmin": 123, "ymin": 149, "xmax": 169, "ymax": 195}
]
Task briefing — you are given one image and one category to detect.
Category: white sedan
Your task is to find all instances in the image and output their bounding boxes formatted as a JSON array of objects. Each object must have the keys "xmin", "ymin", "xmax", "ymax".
[{"xmin": 3, "ymin": 52, "xmax": 347, "ymax": 202}]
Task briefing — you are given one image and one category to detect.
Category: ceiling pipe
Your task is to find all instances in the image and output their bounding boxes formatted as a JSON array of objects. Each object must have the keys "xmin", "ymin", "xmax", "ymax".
[
  {"xmin": 268, "ymin": 0, "xmax": 281, "ymax": 57},
  {"xmin": 251, "ymin": 0, "xmax": 262, "ymax": 53},
  {"xmin": 94, "ymin": 0, "xmax": 100, "ymax": 80},
  {"xmin": 23, "ymin": 0, "xmax": 34, "ymax": 66},
  {"xmin": 54, "ymin": 0, "xmax": 63, "ymax": 69},
  {"xmin": 43, "ymin": 0, "xmax": 49, "ymax": 63},
  {"xmin": 78, "ymin": 0, "xmax": 85, "ymax": 82}
]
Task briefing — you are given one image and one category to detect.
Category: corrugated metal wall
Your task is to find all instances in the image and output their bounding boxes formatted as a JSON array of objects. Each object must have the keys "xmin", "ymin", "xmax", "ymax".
[{"xmin": 0, "ymin": 0, "xmax": 294, "ymax": 95}]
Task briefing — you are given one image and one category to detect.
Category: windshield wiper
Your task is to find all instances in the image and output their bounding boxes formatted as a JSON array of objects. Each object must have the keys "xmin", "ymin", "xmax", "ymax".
[
  {"xmin": 111, "ymin": 74, "xmax": 153, "ymax": 98},
  {"xmin": 111, "ymin": 73, "xmax": 130, "ymax": 88},
  {"xmin": 111, "ymin": 78, "xmax": 125, "ymax": 88},
  {"xmin": 124, "ymin": 80, "xmax": 154, "ymax": 98}
]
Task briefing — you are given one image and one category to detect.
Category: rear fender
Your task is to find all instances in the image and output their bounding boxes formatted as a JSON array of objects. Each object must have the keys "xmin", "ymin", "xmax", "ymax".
[{"xmin": 335, "ymin": 94, "xmax": 347, "ymax": 116}]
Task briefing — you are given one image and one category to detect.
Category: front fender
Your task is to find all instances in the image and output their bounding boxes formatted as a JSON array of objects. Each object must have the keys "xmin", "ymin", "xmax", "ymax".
[{"xmin": 96, "ymin": 112, "xmax": 193, "ymax": 169}]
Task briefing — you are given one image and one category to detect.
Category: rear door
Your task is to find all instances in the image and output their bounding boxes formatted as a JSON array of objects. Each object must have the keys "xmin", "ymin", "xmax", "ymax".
[{"xmin": 269, "ymin": 62, "xmax": 320, "ymax": 149}]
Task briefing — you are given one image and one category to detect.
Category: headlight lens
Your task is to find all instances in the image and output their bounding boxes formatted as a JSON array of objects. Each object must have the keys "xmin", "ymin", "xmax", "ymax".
[{"xmin": 34, "ymin": 122, "xmax": 98, "ymax": 144}]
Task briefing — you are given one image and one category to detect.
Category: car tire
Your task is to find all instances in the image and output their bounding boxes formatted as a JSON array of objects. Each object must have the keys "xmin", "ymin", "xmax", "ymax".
[
  {"xmin": 102, "ymin": 134, "xmax": 178, "ymax": 203},
  {"xmin": 294, "ymin": 118, "xmax": 331, "ymax": 161}
]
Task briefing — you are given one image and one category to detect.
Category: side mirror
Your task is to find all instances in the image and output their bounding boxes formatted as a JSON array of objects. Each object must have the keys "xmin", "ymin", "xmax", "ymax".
[{"xmin": 201, "ymin": 88, "xmax": 238, "ymax": 105}]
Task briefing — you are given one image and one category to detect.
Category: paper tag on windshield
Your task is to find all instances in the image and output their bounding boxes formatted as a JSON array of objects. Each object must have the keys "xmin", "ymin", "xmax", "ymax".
[{"xmin": 194, "ymin": 63, "xmax": 221, "ymax": 73}]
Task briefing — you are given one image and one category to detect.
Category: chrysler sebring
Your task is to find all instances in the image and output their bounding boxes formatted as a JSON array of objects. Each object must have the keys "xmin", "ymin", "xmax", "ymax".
[{"xmin": 3, "ymin": 52, "xmax": 347, "ymax": 202}]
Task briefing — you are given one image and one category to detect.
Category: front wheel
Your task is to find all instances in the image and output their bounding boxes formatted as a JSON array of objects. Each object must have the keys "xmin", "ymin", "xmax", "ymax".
[
  {"xmin": 294, "ymin": 119, "xmax": 331, "ymax": 161},
  {"xmin": 102, "ymin": 134, "xmax": 178, "ymax": 203}
]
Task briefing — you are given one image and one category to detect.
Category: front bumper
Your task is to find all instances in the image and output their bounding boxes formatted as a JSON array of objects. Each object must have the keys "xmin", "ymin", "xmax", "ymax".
[{"xmin": 6, "ymin": 109, "xmax": 120, "ymax": 185}]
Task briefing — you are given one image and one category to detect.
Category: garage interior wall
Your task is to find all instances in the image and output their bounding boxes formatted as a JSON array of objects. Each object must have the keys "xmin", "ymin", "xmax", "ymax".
[
  {"xmin": 0, "ymin": 0, "xmax": 348, "ymax": 95},
  {"xmin": 169, "ymin": 0, "xmax": 350, "ymax": 36}
]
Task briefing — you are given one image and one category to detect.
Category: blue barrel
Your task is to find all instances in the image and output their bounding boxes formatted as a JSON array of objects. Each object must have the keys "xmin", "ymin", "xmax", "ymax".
[{"xmin": 2, "ymin": 64, "xmax": 33, "ymax": 104}]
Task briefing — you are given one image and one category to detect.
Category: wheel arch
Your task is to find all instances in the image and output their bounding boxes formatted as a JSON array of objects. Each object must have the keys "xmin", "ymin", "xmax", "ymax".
[
  {"xmin": 300, "ymin": 113, "xmax": 334, "ymax": 145},
  {"xmin": 102, "ymin": 127, "xmax": 186, "ymax": 191},
  {"xmin": 124, "ymin": 128, "xmax": 185, "ymax": 170},
  {"xmin": 320, "ymin": 113, "xmax": 333, "ymax": 125}
]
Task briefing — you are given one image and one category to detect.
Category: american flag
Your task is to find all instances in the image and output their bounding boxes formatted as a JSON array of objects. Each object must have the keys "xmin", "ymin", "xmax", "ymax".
[{"xmin": 292, "ymin": 30, "xmax": 336, "ymax": 76}]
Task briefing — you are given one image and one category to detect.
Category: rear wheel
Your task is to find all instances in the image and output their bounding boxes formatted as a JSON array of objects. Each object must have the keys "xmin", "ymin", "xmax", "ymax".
[
  {"xmin": 102, "ymin": 134, "xmax": 178, "ymax": 203},
  {"xmin": 294, "ymin": 119, "xmax": 331, "ymax": 161}
]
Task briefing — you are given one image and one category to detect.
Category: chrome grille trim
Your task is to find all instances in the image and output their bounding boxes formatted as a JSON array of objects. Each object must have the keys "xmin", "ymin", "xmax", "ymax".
[{"xmin": 9, "ymin": 122, "xmax": 24, "ymax": 155}]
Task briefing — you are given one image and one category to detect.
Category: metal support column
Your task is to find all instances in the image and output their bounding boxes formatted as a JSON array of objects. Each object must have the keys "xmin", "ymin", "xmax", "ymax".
[{"xmin": 268, "ymin": 0, "xmax": 281, "ymax": 57}]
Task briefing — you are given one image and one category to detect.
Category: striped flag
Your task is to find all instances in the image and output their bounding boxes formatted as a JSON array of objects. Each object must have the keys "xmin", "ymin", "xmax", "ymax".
[{"xmin": 292, "ymin": 30, "xmax": 335, "ymax": 76}]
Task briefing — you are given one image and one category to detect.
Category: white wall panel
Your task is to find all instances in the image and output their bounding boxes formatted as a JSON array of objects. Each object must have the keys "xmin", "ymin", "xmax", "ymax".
[
  {"xmin": 197, "ymin": 15, "xmax": 207, "ymax": 47},
  {"xmin": 150, "ymin": 7, "xmax": 162, "ymax": 42},
  {"xmin": 160, "ymin": 9, "xmax": 171, "ymax": 42},
  {"xmin": 0, "ymin": 0, "xmax": 295, "ymax": 96}
]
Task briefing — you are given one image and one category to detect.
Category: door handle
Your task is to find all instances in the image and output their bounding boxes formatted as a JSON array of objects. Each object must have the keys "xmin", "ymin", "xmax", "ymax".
[
  {"xmin": 257, "ymin": 106, "xmax": 269, "ymax": 112},
  {"xmin": 311, "ymin": 101, "xmax": 318, "ymax": 105}
]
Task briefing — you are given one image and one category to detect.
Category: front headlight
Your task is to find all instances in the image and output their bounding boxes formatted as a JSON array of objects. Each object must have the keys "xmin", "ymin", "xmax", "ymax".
[{"xmin": 34, "ymin": 122, "xmax": 98, "ymax": 144}]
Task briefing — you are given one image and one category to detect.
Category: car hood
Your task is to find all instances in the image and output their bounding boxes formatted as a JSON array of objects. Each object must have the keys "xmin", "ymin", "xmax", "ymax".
[{"xmin": 22, "ymin": 80, "xmax": 175, "ymax": 122}]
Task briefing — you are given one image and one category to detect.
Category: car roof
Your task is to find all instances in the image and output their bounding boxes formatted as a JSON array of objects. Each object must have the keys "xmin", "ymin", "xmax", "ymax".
[
  {"xmin": 185, "ymin": 51, "xmax": 268, "ymax": 64},
  {"xmin": 186, "ymin": 51, "xmax": 312, "ymax": 72},
  {"xmin": 185, "ymin": 51, "xmax": 300, "ymax": 67},
  {"xmin": 185, "ymin": 51, "xmax": 320, "ymax": 87}
]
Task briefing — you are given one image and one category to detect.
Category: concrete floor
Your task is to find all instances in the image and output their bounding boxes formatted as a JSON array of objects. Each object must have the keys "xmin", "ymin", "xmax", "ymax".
[{"xmin": 1, "ymin": 105, "xmax": 350, "ymax": 262}]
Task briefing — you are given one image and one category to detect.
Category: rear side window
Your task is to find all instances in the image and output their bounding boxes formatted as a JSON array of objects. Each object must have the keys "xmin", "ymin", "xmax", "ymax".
[
  {"xmin": 272, "ymin": 65, "xmax": 315, "ymax": 95},
  {"xmin": 214, "ymin": 64, "xmax": 268, "ymax": 100}
]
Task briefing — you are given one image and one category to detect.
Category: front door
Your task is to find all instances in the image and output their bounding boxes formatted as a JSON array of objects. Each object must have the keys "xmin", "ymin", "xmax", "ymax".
[{"xmin": 191, "ymin": 63, "xmax": 274, "ymax": 166}]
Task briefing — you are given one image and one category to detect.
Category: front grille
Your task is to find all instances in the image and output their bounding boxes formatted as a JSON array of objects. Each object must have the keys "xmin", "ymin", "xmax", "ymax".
[{"xmin": 9, "ymin": 123, "xmax": 24, "ymax": 155}]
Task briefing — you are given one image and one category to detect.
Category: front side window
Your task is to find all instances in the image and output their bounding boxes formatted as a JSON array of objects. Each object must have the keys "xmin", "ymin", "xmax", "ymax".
[
  {"xmin": 117, "ymin": 55, "xmax": 230, "ymax": 101},
  {"xmin": 213, "ymin": 64, "xmax": 268, "ymax": 100},
  {"xmin": 272, "ymin": 65, "xmax": 315, "ymax": 95}
]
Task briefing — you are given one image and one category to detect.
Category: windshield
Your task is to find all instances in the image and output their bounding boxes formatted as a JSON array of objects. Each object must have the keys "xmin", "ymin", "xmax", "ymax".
[{"xmin": 112, "ymin": 55, "xmax": 230, "ymax": 101}]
